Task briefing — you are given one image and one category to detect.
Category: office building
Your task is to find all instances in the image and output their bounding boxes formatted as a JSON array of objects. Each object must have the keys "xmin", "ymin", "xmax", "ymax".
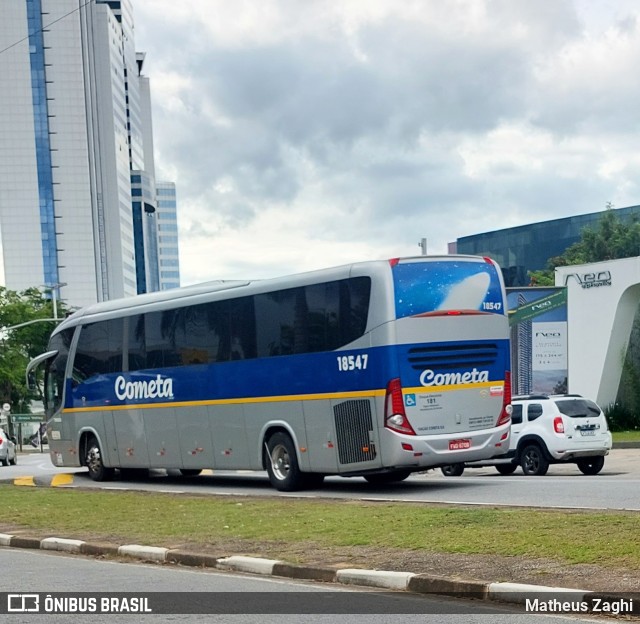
[
  {"xmin": 156, "ymin": 181, "xmax": 180, "ymax": 290},
  {"xmin": 0, "ymin": 0, "xmax": 173, "ymax": 309},
  {"xmin": 453, "ymin": 205, "xmax": 640, "ymax": 287}
]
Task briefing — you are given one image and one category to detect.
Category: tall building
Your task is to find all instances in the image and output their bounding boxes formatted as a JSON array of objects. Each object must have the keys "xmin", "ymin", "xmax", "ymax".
[
  {"xmin": 156, "ymin": 181, "xmax": 181, "ymax": 290},
  {"xmin": 0, "ymin": 0, "xmax": 173, "ymax": 309}
]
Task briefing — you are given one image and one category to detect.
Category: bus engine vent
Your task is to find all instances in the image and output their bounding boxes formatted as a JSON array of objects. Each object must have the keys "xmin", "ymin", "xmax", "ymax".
[
  {"xmin": 408, "ymin": 343, "xmax": 498, "ymax": 371},
  {"xmin": 334, "ymin": 400, "xmax": 376, "ymax": 464}
]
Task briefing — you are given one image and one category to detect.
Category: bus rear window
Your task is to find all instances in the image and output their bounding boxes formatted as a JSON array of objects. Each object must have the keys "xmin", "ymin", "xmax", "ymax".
[{"xmin": 392, "ymin": 260, "xmax": 505, "ymax": 319}]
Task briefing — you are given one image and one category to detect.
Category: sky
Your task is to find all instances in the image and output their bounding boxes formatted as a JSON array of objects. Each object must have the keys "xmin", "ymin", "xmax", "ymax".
[{"xmin": 131, "ymin": 0, "xmax": 640, "ymax": 285}]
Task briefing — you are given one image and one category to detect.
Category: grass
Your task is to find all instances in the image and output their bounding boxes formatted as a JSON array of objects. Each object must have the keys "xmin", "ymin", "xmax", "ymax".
[
  {"xmin": 612, "ymin": 430, "xmax": 640, "ymax": 442},
  {"xmin": 1, "ymin": 485, "xmax": 639, "ymax": 568}
]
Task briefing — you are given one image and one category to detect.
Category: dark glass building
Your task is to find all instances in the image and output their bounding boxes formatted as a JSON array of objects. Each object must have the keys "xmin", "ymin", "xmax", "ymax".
[{"xmin": 454, "ymin": 205, "xmax": 640, "ymax": 287}]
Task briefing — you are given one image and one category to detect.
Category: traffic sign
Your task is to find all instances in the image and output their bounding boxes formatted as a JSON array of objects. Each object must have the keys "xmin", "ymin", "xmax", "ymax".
[{"xmin": 11, "ymin": 414, "xmax": 44, "ymax": 423}]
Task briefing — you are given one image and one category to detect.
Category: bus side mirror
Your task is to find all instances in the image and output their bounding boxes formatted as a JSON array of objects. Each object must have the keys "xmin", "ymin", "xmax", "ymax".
[{"xmin": 27, "ymin": 371, "xmax": 37, "ymax": 391}]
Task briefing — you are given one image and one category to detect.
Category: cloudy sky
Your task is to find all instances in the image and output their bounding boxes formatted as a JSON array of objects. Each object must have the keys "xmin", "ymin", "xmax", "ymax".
[{"xmin": 132, "ymin": 0, "xmax": 640, "ymax": 285}]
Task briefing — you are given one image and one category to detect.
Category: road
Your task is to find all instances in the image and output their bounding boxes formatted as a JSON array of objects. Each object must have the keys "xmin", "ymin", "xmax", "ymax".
[
  {"xmin": 2, "ymin": 449, "xmax": 639, "ymax": 511},
  {"xmin": 1, "ymin": 549, "xmax": 612, "ymax": 623}
]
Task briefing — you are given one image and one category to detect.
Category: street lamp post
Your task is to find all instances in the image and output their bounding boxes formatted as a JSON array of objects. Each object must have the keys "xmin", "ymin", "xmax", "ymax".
[{"xmin": 41, "ymin": 282, "xmax": 67, "ymax": 320}]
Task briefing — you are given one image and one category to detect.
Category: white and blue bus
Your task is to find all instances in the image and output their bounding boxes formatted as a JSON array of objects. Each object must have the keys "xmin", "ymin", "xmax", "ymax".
[{"xmin": 27, "ymin": 256, "xmax": 512, "ymax": 491}]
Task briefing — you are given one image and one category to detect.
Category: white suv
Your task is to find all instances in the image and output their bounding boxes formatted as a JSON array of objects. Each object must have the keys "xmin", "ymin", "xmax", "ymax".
[{"xmin": 441, "ymin": 394, "xmax": 612, "ymax": 476}]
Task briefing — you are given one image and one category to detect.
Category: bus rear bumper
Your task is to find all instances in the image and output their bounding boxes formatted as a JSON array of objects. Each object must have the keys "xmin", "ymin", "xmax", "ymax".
[{"xmin": 380, "ymin": 423, "xmax": 511, "ymax": 469}]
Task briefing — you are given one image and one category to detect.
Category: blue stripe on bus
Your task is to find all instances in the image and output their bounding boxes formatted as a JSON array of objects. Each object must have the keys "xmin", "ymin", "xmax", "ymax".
[{"xmin": 67, "ymin": 340, "xmax": 510, "ymax": 410}]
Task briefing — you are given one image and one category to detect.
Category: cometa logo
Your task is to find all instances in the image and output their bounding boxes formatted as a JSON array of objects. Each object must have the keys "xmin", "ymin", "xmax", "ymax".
[
  {"xmin": 115, "ymin": 375, "xmax": 174, "ymax": 401},
  {"xmin": 420, "ymin": 368, "xmax": 489, "ymax": 387}
]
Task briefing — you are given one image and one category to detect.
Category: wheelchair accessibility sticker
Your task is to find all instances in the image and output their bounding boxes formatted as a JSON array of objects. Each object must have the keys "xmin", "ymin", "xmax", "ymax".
[{"xmin": 404, "ymin": 394, "xmax": 416, "ymax": 407}]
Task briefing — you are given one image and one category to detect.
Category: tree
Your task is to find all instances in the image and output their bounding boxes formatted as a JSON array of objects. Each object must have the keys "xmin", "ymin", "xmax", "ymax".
[
  {"xmin": 0, "ymin": 287, "xmax": 63, "ymax": 412},
  {"xmin": 528, "ymin": 203, "xmax": 640, "ymax": 285}
]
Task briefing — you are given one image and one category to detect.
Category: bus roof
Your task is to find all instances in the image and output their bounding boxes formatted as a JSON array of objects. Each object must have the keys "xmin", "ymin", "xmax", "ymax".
[{"xmin": 52, "ymin": 255, "xmax": 494, "ymax": 335}]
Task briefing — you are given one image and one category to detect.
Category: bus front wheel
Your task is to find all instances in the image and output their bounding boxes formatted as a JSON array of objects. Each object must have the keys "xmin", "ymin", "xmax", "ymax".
[
  {"xmin": 85, "ymin": 437, "xmax": 115, "ymax": 482},
  {"xmin": 266, "ymin": 432, "xmax": 306, "ymax": 492}
]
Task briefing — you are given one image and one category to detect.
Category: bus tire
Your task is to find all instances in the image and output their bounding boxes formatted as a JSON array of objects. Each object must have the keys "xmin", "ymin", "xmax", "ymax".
[
  {"xmin": 265, "ymin": 432, "xmax": 306, "ymax": 492},
  {"xmin": 85, "ymin": 437, "xmax": 115, "ymax": 482},
  {"xmin": 364, "ymin": 470, "xmax": 411, "ymax": 484}
]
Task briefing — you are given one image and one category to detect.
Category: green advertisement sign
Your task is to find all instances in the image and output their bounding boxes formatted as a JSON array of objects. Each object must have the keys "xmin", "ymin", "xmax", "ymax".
[{"xmin": 508, "ymin": 288, "xmax": 567, "ymax": 326}]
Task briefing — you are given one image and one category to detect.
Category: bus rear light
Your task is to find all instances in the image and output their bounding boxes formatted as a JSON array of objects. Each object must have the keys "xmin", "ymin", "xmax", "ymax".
[
  {"xmin": 385, "ymin": 378, "xmax": 416, "ymax": 436},
  {"xmin": 496, "ymin": 371, "xmax": 512, "ymax": 427},
  {"xmin": 554, "ymin": 416, "xmax": 565, "ymax": 434}
]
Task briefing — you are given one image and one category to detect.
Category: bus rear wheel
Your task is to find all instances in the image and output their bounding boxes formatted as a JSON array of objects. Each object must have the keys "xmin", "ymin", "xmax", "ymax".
[
  {"xmin": 265, "ymin": 432, "xmax": 307, "ymax": 492},
  {"xmin": 85, "ymin": 437, "xmax": 115, "ymax": 482}
]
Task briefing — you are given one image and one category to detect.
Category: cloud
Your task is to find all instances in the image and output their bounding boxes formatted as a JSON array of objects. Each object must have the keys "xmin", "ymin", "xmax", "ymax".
[{"xmin": 134, "ymin": 0, "xmax": 640, "ymax": 284}]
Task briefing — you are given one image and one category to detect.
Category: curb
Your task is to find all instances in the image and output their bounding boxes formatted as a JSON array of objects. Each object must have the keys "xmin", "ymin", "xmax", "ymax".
[{"xmin": 2, "ymin": 532, "xmax": 629, "ymax": 611}]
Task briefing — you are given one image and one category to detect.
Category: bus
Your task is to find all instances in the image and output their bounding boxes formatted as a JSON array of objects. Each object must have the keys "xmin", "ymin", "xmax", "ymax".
[{"xmin": 27, "ymin": 256, "xmax": 512, "ymax": 491}]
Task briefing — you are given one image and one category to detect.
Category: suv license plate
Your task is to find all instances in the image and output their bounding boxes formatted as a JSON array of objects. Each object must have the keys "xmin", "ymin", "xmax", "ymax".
[
  {"xmin": 449, "ymin": 439, "xmax": 471, "ymax": 450},
  {"xmin": 580, "ymin": 430, "xmax": 596, "ymax": 436}
]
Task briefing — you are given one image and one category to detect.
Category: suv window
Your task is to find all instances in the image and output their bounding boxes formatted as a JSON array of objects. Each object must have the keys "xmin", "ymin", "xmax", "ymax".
[
  {"xmin": 554, "ymin": 398, "xmax": 601, "ymax": 418},
  {"xmin": 527, "ymin": 403, "xmax": 543, "ymax": 421},
  {"xmin": 511, "ymin": 404, "xmax": 523, "ymax": 424}
]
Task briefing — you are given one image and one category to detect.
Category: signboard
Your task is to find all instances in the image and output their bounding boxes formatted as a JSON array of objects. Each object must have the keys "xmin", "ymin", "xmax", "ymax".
[
  {"xmin": 508, "ymin": 289, "xmax": 567, "ymax": 326},
  {"xmin": 532, "ymin": 321, "xmax": 567, "ymax": 371},
  {"xmin": 11, "ymin": 414, "xmax": 45, "ymax": 423},
  {"xmin": 507, "ymin": 287, "xmax": 568, "ymax": 396}
]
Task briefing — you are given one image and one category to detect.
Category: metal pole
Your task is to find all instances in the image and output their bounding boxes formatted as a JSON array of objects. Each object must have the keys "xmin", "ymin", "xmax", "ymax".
[{"xmin": 52, "ymin": 287, "xmax": 58, "ymax": 320}]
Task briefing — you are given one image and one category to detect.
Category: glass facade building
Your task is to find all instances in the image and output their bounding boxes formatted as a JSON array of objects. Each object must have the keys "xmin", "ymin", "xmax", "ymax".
[
  {"xmin": 0, "ymin": 0, "xmax": 177, "ymax": 308},
  {"xmin": 156, "ymin": 182, "xmax": 181, "ymax": 290},
  {"xmin": 454, "ymin": 205, "xmax": 640, "ymax": 287}
]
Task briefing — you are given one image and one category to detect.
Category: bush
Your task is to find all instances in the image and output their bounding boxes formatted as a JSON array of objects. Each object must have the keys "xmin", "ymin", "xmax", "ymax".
[{"xmin": 605, "ymin": 403, "xmax": 640, "ymax": 432}]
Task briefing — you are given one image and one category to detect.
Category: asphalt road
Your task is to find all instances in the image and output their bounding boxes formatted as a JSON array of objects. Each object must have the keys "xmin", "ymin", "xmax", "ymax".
[
  {"xmin": 2, "ymin": 448, "xmax": 638, "ymax": 511},
  {"xmin": 2, "ymin": 549, "xmax": 610, "ymax": 623}
]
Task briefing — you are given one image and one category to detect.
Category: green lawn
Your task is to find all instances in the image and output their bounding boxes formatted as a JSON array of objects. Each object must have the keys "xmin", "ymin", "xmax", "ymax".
[
  {"xmin": 612, "ymin": 430, "xmax": 640, "ymax": 442},
  {"xmin": 1, "ymin": 486, "xmax": 639, "ymax": 568}
]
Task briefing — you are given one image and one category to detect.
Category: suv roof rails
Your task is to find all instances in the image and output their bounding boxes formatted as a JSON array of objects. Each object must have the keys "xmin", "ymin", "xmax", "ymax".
[{"xmin": 512, "ymin": 394, "xmax": 549, "ymax": 401}]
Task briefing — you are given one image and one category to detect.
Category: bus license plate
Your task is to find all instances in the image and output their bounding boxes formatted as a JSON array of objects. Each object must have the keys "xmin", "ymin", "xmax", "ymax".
[{"xmin": 449, "ymin": 439, "xmax": 471, "ymax": 450}]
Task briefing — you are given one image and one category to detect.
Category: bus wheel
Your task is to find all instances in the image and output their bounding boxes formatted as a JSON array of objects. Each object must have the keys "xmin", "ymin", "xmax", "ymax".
[
  {"xmin": 85, "ymin": 437, "xmax": 115, "ymax": 482},
  {"xmin": 440, "ymin": 464, "xmax": 464, "ymax": 477},
  {"xmin": 266, "ymin": 432, "xmax": 305, "ymax": 492},
  {"xmin": 364, "ymin": 470, "xmax": 411, "ymax": 484}
]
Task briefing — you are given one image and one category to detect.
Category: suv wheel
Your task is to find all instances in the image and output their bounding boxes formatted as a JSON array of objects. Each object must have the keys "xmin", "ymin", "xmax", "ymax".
[
  {"xmin": 440, "ymin": 464, "xmax": 465, "ymax": 477},
  {"xmin": 576, "ymin": 456, "xmax": 605, "ymax": 475},
  {"xmin": 495, "ymin": 464, "xmax": 517, "ymax": 475},
  {"xmin": 520, "ymin": 444, "xmax": 549, "ymax": 476}
]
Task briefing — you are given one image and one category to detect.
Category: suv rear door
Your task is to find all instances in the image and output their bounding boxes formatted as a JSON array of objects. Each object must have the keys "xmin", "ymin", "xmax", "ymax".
[{"xmin": 553, "ymin": 398, "xmax": 609, "ymax": 445}]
